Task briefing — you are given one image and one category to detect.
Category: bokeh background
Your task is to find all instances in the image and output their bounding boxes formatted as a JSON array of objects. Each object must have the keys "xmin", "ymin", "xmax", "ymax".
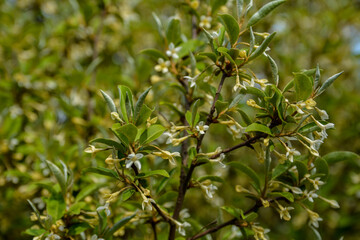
[{"xmin": 0, "ymin": 0, "xmax": 359, "ymax": 239}]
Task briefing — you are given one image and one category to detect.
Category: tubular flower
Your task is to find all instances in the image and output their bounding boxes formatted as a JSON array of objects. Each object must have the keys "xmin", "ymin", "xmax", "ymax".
[
  {"xmin": 200, "ymin": 181, "xmax": 218, "ymax": 198},
  {"xmin": 285, "ymin": 146, "xmax": 301, "ymax": 162},
  {"xmin": 175, "ymin": 221, "xmax": 191, "ymax": 236},
  {"xmin": 275, "ymin": 201, "xmax": 294, "ymax": 221},
  {"xmin": 252, "ymin": 224, "xmax": 270, "ymax": 240},
  {"xmin": 152, "ymin": 150, "xmax": 180, "ymax": 165},
  {"xmin": 304, "ymin": 190, "xmax": 318, "ymax": 202},
  {"xmin": 306, "ymin": 208, "xmax": 323, "ymax": 228},
  {"xmin": 142, "ymin": 197, "xmax": 156, "ymax": 211},
  {"xmin": 184, "ymin": 75, "xmax": 199, "ymax": 88}
]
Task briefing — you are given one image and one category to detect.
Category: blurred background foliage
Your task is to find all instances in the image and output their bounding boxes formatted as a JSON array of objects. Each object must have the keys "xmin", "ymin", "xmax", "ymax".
[{"xmin": 0, "ymin": 0, "xmax": 359, "ymax": 239}]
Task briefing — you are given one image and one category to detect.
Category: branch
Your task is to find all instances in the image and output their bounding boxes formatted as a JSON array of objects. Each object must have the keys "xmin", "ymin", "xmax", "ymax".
[
  {"xmin": 196, "ymin": 72, "xmax": 227, "ymax": 152},
  {"xmin": 188, "ymin": 200, "xmax": 263, "ymax": 240},
  {"xmin": 210, "ymin": 134, "xmax": 266, "ymax": 159}
]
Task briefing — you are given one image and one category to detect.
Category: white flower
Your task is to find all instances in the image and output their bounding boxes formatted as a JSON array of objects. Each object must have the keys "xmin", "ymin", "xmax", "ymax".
[
  {"xmin": 304, "ymin": 190, "xmax": 318, "ymax": 202},
  {"xmin": 318, "ymin": 195, "xmax": 340, "ymax": 208},
  {"xmin": 125, "ymin": 153, "xmax": 143, "ymax": 170},
  {"xmin": 199, "ymin": 15, "xmax": 212, "ymax": 29},
  {"xmin": 154, "ymin": 58, "xmax": 171, "ymax": 73},
  {"xmin": 285, "ymin": 147, "xmax": 301, "ymax": 162},
  {"xmin": 175, "ymin": 221, "xmax": 191, "ymax": 236},
  {"xmin": 276, "ymin": 201, "xmax": 294, "ymax": 221},
  {"xmin": 84, "ymin": 145, "xmax": 108, "ymax": 154},
  {"xmin": 196, "ymin": 121, "xmax": 209, "ymax": 135},
  {"xmin": 142, "ymin": 198, "xmax": 156, "ymax": 211},
  {"xmin": 227, "ymin": 124, "xmax": 245, "ymax": 139},
  {"xmin": 311, "ymin": 116, "xmax": 335, "ymax": 140},
  {"xmin": 91, "ymin": 234, "xmax": 105, "ymax": 240},
  {"xmin": 210, "ymin": 153, "xmax": 226, "ymax": 168},
  {"xmin": 163, "ymin": 131, "xmax": 179, "ymax": 144},
  {"xmin": 45, "ymin": 233, "xmax": 61, "ymax": 240},
  {"xmin": 153, "ymin": 150, "xmax": 180, "ymax": 165},
  {"xmin": 233, "ymin": 75, "xmax": 246, "ymax": 92},
  {"xmin": 310, "ymin": 177, "xmax": 325, "ymax": 190},
  {"xmin": 306, "ymin": 209, "xmax": 323, "ymax": 228},
  {"xmin": 184, "ymin": 75, "xmax": 199, "ymax": 88},
  {"xmin": 315, "ymin": 107, "xmax": 329, "ymax": 120},
  {"xmin": 252, "ymin": 224, "xmax": 270, "ymax": 240},
  {"xmin": 166, "ymin": 43, "xmax": 181, "ymax": 59},
  {"xmin": 179, "ymin": 208, "xmax": 190, "ymax": 219},
  {"xmin": 200, "ymin": 183, "xmax": 218, "ymax": 198},
  {"xmin": 97, "ymin": 202, "xmax": 111, "ymax": 216}
]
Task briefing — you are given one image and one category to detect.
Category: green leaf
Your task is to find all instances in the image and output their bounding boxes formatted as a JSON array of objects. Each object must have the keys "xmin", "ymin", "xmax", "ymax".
[
  {"xmin": 136, "ymin": 169, "xmax": 170, "ymax": 179},
  {"xmin": 90, "ymin": 138, "xmax": 124, "ymax": 150},
  {"xmin": 46, "ymin": 160, "xmax": 66, "ymax": 195},
  {"xmin": 68, "ymin": 222, "xmax": 91, "ymax": 235},
  {"xmin": 215, "ymin": 100, "xmax": 228, "ymax": 115},
  {"xmin": 166, "ymin": 18, "xmax": 181, "ymax": 44},
  {"xmin": 236, "ymin": 0, "xmax": 244, "ymax": 20},
  {"xmin": 112, "ymin": 123, "xmax": 138, "ymax": 145},
  {"xmin": 202, "ymin": 28, "xmax": 216, "ymax": 53},
  {"xmin": 323, "ymin": 151, "xmax": 360, "ymax": 164},
  {"xmin": 191, "ymin": 99, "xmax": 201, "ymax": 127},
  {"xmin": 221, "ymin": 206, "xmax": 244, "ymax": 219},
  {"xmin": 24, "ymin": 228, "xmax": 46, "ymax": 236},
  {"xmin": 83, "ymin": 167, "xmax": 119, "ymax": 179},
  {"xmin": 218, "ymin": 26, "xmax": 226, "ymax": 46},
  {"xmin": 211, "ymin": 0, "xmax": 227, "ymax": 13},
  {"xmin": 268, "ymin": 192, "xmax": 294, "ymax": 202},
  {"xmin": 247, "ymin": 0, "xmax": 286, "ymax": 27},
  {"xmin": 134, "ymin": 87, "xmax": 152, "ymax": 123},
  {"xmin": 316, "ymin": 71, "xmax": 344, "ymax": 96},
  {"xmin": 218, "ymin": 48, "xmax": 237, "ymax": 66},
  {"xmin": 197, "ymin": 175, "xmax": 224, "ymax": 183},
  {"xmin": 46, "ymin": 192, "xmax": 66, "ymax": 220},
  {"xmin": 185, "ymin": 111, "xmax": 193, "ymax": 127},
  {"xmin": 118, "ymin": 85, "xmax": 134, "ymax": 123},
  {"xmin": 68, "ymin": 202, "xmax": 86, "ymax": 215},
  {"xmin": 292, "ymin": 160, "xmax": 308, "ymax": 181},
  {"xmin": 229, "ymin": 94, "xmax": 242, "ymax": 109},
  {"xmin": 75, "ymin": 183, "xmax": 106, "ymax": 202},
  {"xmin": 228, "ymin": 162, "xmax": 261, "ymax": 191},
  {"xmin": 267, "ymin": 54, "xmax": 279, "ymax": 86},
  {"xmin": 237, "ymin": 109, "xmax": 252, "ymax": 125},
  {"xmin": 139, "ymin": 124, "xmax": 166, "ymax": 145},
  {"xmin": 271, "ymin": 161, "xmax": 291, "ymax": 179},
  {"xmin": 27, "ymin": 200, "xmax": 41, "ymax": 221},
  {"xmin": 241, "ymin": 86, "xmax": 266, "ymax": 98},
  {"xmin": 249, "ymin": 26, "xmax": 255, "ymax": 54},
  {"xmin": 282, "ymin": 79, "xmax": 294, "ymax": 93},
  {"xmin": 248, "ymin": 32, "xmax": 276, "ymax": 61},
  {"xmin": 218, "ymin": 14, "xmax": 240, "ymax": 46},
  {"xmin": 294, "ymin": 73, "xmax": 313, "ymax": 101},
  {"xmin": 140, "ymin": 49, "xmax": 167, "ymax": 61},
  {"xmin": 315, "ymin": 158, "xmax": 329, "ymax": 180},
  {"xmin": 121, "ymin": 188, "xmax": 136, "ymax": 201},
  {"xmin": 160, "ymin": 101, "xmax": 184, "ymax": 116},
  {"xmin": 245, "ymin": 123, "xmax": 273, "ymax": 136},
  {"xmin": 100, "ymin": 90, "xmax": 117, "ymax": 113},
  {"xmin": 152, "ymin": 12, "xmax": 163, "ymax": 38},
  {"xmin": 198, "ymin": 52, "xmax": 217, "ymax": 63},
  {"xmin": 244, "ymin": 212, "xmax": 258, "ymax": 222},
  {"xmin": 135, "ymin": 104, "xmax": 153, "ymax": 126},
  {"xmin": 314, "ymin": 64, "xmax": 321, "ymax": 89},
  {"xmin": 104, "ymin": 214, "xmax": 136, "ymax": 238}
]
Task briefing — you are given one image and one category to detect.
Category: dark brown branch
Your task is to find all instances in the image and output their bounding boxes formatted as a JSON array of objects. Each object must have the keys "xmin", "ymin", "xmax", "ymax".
[{"xmin": 196, "ymin": 72, "xmax": 227, "ymax": 152}]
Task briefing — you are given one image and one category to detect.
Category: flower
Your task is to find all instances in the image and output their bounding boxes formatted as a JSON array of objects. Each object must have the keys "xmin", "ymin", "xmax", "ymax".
[
  {"xmin": 199, "ymin": 15, "xmax": 212, "ymax": 29},
  {"xmin": 315, "ymin": 107, "xmax": 329, "ymax": 120},
  {"xmin": 196, "ymin": 121, "xmax": 209, "ymax": 135},
  {"xmin": 210, "ymin": 153, "xmax": 226, "ymax": 168},
  {"xmin": 252, "ymin": 224, "xmax": 270, "ymax": 240},
  {"xmin": 184, "ymin": 75, "xmax": 198, "ymax": 88},
  {"xmin": 285, "ymin": 147, "xmax": 301, "ymax": 162},
  {"xmin": 318, "ymin": 195, "xmax": 340, "ymax": 208},
  {"xmin": 45, "ymin": 233, "xmax": 61, "ymax": 240},
  {"xmin": 84, "ymin": 145, "xmax": 108, "ymax": 154},
  {"xmin": 111, "ymin": 112, "xmax": 123, "ymax": 122},
  {"xmin": 304, "ymin": 190, "xmax": 318, "ymax": 202},
  {"xmin": 275, "ymin": 201, "xmax": 294, "ymax": 221},
  {"xmin": 311, "ymin": 115, "xmax": 335, "ymax": 140},
  {"xmin": 97, "ymin": 202, "xmax": 111, "ymax": 216},
  {"xmin": 175, "ymin": 221, "xmax": 191, "ymax": 236},
  {"xmin": 154, "ymin": 58, "xmax": 171, "ymax": 73},
  {"xmin": 142, "ymin": 197, "xmax": 156, "ymax": 211},
  {"xmin": 233, "ymin": 75, "xmax": 246, "ymax": 92},
  {"xmin": 247, "ymin": 99, "xmax": 262, "ymax": 109},
  {"xmin": 179, "ymin": 208, "xmax": 190, "ymax": 219},
  {"xmin": 105, "ymin": 155, "xmax": 121, "ymax": 165},
  {"xmin": 166, "ymin": 43, "xmax": 181, "ymax": 59},
  {"xmin": 125, "ymin": 153, "xmax": 143, "ymax": 170},
  {"xmin": 306, "ymin": 209, "xmax": 323, "ymax": 228},
  {"xmin": 309, "ymin": 177, "xmax": 324, "ymax": 190},
  {"xmin": 91, "ymin": 235, "xmax": 105, "ymax": 240},
  {"xmin": 153, "ymin": 150, "xmax": 180, "ymax": 165},
  {"xmin": 200, "ymin": 182, "xmax": 218, "ymax": 198}
]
